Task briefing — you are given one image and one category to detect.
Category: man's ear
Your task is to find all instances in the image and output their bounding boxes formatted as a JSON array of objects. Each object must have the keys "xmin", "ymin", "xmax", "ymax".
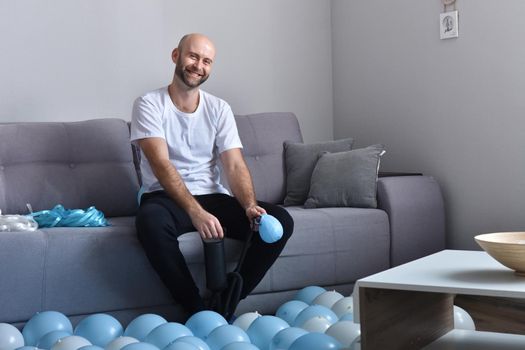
[{"xmin": 171, "ymin": 48, "xmax": 179, "ymax": 63}]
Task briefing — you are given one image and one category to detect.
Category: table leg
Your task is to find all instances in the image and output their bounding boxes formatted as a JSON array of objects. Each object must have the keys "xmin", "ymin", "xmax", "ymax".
[{"xmin": 359, "ymin": 287, "xmax": 454, "ymax": 350}]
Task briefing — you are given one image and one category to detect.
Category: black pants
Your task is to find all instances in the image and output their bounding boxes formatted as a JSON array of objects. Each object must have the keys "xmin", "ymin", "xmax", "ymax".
[{"xmin": 135, "ymin": 191, "xmax": 294, "ymax": 315}]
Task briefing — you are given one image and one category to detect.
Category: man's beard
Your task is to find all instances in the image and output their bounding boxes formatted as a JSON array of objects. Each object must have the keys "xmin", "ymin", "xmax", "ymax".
[{"xmin": 175, "ymin": 62, "xmax": 209, "ymax": 88}]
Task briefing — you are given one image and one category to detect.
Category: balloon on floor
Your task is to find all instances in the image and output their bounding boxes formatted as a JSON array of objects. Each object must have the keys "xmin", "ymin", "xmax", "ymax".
[{"xmin": 2, "ymin": 286, "xmax": 478, "ymax": 350}]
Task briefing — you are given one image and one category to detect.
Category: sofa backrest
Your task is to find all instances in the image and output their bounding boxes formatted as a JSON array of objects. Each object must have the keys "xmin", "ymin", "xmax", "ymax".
[
  {"xmin": 0, "ymin": 119, "xmax": 139, "ymax": 217},
  {"xmin": 230, "ymin": 113, "xmax": 303, "ymax": 204}
]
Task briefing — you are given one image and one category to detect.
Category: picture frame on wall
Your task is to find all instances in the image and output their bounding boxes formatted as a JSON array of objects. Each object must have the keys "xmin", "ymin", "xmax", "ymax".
[{"xmin": 440, "ymin": 10, "xmax": 459, "ymax": 39}]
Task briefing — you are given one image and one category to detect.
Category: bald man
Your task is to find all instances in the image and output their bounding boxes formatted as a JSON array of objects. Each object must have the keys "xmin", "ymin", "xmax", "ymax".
[{"xmin": 130, "ymin": 33, "xmax": 294, "ymax": 319}]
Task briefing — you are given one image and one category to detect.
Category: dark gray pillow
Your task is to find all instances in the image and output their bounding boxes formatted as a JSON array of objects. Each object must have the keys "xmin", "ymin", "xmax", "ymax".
[
  {"xmin": 283, "ymin": 138, "xmax": 354, "ymax": 206},
  {"xmin": 304, "ymin": 144, "xmax": 385, "ymax": 209}
]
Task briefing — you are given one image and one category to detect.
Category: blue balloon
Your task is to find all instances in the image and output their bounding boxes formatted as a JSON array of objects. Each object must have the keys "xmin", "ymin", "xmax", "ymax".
[
  {"xmin": 275, "ymin": 300, "xmax": 309, "ymax": 325},
  {"xmin": 16, "ymin": 347, "xmax": 44, "ymax": 350},
  {"xmin": 124, "ymin": 315, "xmax": 167, "ymax": 342},
  {"xmin": 169, "ymin": 336, "xmax": 210, "ymax": 350},
  {"xmin": 37, "ymin": 330, "xmax": 72, "ymax": 349},
  {"xmin": 184, "ymin": 311, "xmax": 227, "ymax": 340},
  {"xmin": 269, "ymin": 327, "xmax": 307, "ymax": 350},
  {"xmin": 74, "ymin": 314, "xmax": 123, "ymax": 347},
  {"xmin": 205, "ymin": 325, "xmax": 249, "ymax": 350},
  {"xmin": 23, "ymin": 311, "xmax": 73, "ymax": 346},
  {"xmin": 221, "ymin": 343, "xmax": 260, "ymax": 350},
  {"xmin": 340, "ymin": 313, "xmax": 353, "ymax": 322},
  {"xmin": 258, "ymin": 214, "xmax": 283, "ymax": 243},
  {"xmin": 121, "ymin": 342, "xmax": 159, "ymax": 350},
  {"xmin": 246, "ymin": 316, "xmax": 288, "ymax": 350},
  {"xmin": 293, "ymin": 286, "xmax": 326, "ymax": 304},
  {"xmin": 145, "ymin": 323, "xmax": 193, "ymax": 349},
  {"xmin": 293, "ymin": 305, "xmax": 338, "ymax": 327},
  {"xmin": 78, "ymin": 346, "xmax": 105, "ymax": 350},
  {"xmin": 288, "ymin": 333, "xmax": 342, "ymax": 350},
  {"xmin": 162, "ymin": 342, "xmax": 198, "ymax": 350}
]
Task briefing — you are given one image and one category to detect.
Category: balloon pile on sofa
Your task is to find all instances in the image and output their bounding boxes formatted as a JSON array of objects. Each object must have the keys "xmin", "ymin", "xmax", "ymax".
[{"xmin": 0, "ymin": 285, "xmax": 476, "ymax": 350}]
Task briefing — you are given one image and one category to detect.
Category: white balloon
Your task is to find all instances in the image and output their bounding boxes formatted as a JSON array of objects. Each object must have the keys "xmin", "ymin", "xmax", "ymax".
[
  {"xmin": 51, "ymin": 336, "xmax": 91, "ymax": 350},
  {"xmin": 311, "ymin": 291, "xmax": 344, "ymax": 309},
  {"xmin": 331, "ymin": 296, "xmax": 354, "ymax": 318},
  {"xmin": 349, "ymin": 335, "xmax": 361, "ymax": 350},
  {"xmin": 0, "ymin": 323, "xmax": 24, "ymax": 350},
  {"xmin": 325, "ymin": 321, "xmax": 360, "ymax": 347},
  {"xmin": 453, "ymin": 306, "xmax": 476, "ymax": 330},
  {"xmin": 232, "ymin": 312, "xmax": 261, "ymax": 332},
  {"xmin": 105, "ymin": 337, "xmax": 139, "ymax": 350},
  {"xmin": 300, "ymin": 317, "xmax": 333, "ymax": 333}
]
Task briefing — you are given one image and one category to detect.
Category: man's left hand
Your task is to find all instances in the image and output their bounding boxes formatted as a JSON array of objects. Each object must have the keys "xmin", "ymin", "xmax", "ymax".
[{"xmin": 245, "ymin": 205, "xmax": 266, "ymax": 230}]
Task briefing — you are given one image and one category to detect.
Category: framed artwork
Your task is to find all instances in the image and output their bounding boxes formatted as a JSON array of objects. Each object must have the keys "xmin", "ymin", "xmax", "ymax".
[{"xmin": 440, "ymin": 10, "xmax": 459, "ymax": 39}]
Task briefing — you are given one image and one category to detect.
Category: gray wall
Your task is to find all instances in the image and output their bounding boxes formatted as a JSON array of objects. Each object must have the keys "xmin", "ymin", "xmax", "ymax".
[
  {"xmin": 0, "ymin": 0, "xmax": 333, "ymax": 142},
  {"xmin": 332, "ymin": 0, "xmax": 525, "ymax": 249},
  {"xmin": 4, "ymin": 0, "xmax": 522, "ymax": 249}
]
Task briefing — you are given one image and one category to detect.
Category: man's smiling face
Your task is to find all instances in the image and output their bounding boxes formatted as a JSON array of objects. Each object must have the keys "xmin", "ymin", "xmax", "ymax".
[{"xmin": 173, "ymin": 34, "xmax": 215, "ymax": 89}]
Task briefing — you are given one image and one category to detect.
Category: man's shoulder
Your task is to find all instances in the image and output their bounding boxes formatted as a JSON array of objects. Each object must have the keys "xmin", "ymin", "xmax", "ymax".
[
  {"xmin": 200, "ymin": 90, "xmax": 230, "ymax": 110},
  {"xmin": 137, "ymin": 86, "xmax": 168, "ymax": 104}
]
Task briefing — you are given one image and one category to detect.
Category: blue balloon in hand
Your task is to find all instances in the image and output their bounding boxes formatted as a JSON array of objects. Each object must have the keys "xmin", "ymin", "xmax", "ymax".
[{"xmin": 258, "ymin": 214, "xmax": 283, "ymax": 243}]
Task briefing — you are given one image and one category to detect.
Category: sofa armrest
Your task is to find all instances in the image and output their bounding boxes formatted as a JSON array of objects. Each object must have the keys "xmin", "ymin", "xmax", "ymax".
[{"xmin": 377, "ymin": 175, "xmax": 446, "ymax": 267}]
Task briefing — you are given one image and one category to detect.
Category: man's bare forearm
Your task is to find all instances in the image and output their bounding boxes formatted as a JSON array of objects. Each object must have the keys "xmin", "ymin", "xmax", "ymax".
[
  {"xmin": 138, "ymin": 138, "xmax": 203, "ymax": 215},
  {"xmin": 150, "ymin": 159, "xmax": 203, "ymax": 215},
  {"xmin": 141, "ymin": 140, "xmax": 224, "ymax": 239},
  {"xmin": 228, "ymin": 163, "xmax": 258, "ymax": 211}
]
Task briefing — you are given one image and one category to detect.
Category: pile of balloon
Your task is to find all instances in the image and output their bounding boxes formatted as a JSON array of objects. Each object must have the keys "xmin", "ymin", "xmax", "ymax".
[{"xmin": 0, "ymin": 285, "xmax": 476, "ymax": 350}]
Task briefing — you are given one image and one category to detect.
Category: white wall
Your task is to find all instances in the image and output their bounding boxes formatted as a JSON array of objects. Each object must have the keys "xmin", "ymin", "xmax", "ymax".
[
  {"xmin": 0, "ymin": 0, "xmax": 333, "ymax": 142},
  {"xmin": 332, "ymin": 0, "xmax": 525, "ymax": 249}
]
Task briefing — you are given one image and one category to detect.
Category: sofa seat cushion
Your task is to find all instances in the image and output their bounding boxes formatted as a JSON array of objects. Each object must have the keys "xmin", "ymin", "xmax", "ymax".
[
  {"xmin": 0, "ymin": 230, "xmax": 47, "ymax": 323},
  {"xmin": 0, "ymin": 217, "xmax": 173, "ymax": 321},
  {"xmin": 256, "ymin": 207, "xmax": 391, "ymax": 292},
  {"xmin": 179, "ymin": 207, "xmax": 391, "ymax": 294}
]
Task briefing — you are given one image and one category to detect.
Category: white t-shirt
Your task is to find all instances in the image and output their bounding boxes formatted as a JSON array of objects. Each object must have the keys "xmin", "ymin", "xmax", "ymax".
[{"xmin": 130, "ymin": 87, "xmax": 243, "ymax": 196}]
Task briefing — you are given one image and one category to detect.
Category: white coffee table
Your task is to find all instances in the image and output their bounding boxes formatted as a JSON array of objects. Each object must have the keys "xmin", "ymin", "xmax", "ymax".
[{"xmin": 354, "ymin": 250, "xmax": 525, "ymax": 349}]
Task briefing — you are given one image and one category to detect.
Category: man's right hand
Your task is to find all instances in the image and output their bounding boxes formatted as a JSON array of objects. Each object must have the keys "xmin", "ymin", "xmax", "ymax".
[{"xmin": 190, "ymin": 208, "xmax": 224, "ymax": 239}]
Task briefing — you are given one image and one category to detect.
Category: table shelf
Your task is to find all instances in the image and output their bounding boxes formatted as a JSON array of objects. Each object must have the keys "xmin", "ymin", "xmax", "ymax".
[{"xmin": 423, "ymin": 329, "xmax": 525, "ymax": 350}]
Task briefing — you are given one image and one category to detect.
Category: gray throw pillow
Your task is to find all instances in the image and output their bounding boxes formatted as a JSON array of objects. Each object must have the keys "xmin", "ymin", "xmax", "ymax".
[
  {"xmin": 304, "ymin": 144, "xmax": 386, "ymax": 209},
  {"xmin": 283, "ymin": 138, "xmax": 354, "ymax": 206}
]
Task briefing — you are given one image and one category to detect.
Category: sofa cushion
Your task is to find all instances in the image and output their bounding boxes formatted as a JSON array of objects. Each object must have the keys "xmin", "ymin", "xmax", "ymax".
[
  {"xmin": 0, "ymin": 231, "xmax": 46, "ymax": 324},
  {"xmin": 283, "ymin": 138, "xmax": 354, "ymax": 206},
  {"xmin": 41, "ymin": 217, "xmax": 173, "ymax": 315},
  {"xmin": 224, "ymin": 113, "xmax": 302, "ymax": 204},
  {"xmin": 254, "ymin": 206, "xmax": 390, "ymax": 292},
  {"xmin": 0, "ymin": 119, "xmax": 140, "ymax": 217},
  {"xmin": 177, "ymin": 206, "xmax": 390, "ymax": 294},
  {"xmin": 304, "ymin": 144, "xmax": 385, "ymax": 209}
]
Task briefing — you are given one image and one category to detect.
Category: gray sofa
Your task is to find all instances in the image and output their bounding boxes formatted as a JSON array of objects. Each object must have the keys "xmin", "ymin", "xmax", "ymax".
[{"xmin": 0, "ymin": 113, "xmax": 445, "ymax": 327}]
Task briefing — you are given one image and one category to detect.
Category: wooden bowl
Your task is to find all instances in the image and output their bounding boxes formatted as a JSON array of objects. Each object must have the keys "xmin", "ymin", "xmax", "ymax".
[{"xmin": 475, "ymin": 232, "xmax": 525, "ymax": 276}]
